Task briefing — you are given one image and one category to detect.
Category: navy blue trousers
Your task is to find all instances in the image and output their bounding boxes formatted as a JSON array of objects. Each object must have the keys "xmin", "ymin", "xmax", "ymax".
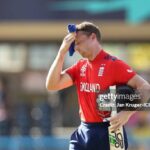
[{"xmin": 69, "ymin": 122, "xmax": 128, "ymax": 150}]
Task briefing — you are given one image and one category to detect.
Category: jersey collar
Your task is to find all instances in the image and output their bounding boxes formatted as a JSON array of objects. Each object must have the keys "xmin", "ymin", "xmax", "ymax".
[{"xmin": 88, "ymin": 49, "xmax": 106, "ymax": 64}]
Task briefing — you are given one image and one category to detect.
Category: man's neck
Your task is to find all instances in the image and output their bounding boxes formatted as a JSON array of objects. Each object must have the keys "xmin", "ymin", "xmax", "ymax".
[{"xmin": 88, "ymin": 45, "xmax": 102, "ymax": 61}]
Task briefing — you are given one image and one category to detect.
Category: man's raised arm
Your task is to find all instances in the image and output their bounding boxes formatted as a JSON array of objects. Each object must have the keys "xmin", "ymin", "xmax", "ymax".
[{"xmin": 46, "ymin": 33, "xmax": 76, "ymax": 91}]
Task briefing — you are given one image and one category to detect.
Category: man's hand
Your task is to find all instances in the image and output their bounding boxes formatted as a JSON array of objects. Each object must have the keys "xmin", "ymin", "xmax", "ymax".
[
  {"xmin": 59, "ymin": 33, "xmax": 76, "ymax": 55},
  {"xmin": 109, "ymin": 111, "xmax": 135, "ymax": 132}
]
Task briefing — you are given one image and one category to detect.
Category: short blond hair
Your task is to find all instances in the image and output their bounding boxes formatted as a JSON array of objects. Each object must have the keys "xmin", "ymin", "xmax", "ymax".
[{"xmin": 76, "ymin": 22, "xmax": 101, "ymax": 43}]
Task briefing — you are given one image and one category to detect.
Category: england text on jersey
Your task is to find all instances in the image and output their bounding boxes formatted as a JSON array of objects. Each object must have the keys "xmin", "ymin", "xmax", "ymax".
[{"xmin": 80, "ymin": 82, "xmax": 100, "ymax": 93}]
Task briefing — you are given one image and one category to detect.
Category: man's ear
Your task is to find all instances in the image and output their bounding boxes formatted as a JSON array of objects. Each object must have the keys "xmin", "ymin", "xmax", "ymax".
[{"xmin": 91, "ymin": 33, "xmax": 96, "ymax": 40}]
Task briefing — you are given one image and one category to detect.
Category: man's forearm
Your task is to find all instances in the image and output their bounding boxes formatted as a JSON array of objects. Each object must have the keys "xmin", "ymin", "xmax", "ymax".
[
  {"xmin": 128, "ymin": 75, "xmax": 150, "ymax": 104},
  {"xmin": 137, "ymin": 82, "xmax": 150, "ymax": 103},
  {"xmin": 46, "ymin": 52, "xmax": 65, "ymax": 90}
]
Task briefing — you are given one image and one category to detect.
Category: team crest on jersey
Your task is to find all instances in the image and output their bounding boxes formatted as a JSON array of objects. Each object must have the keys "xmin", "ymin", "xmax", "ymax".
[
  {"xmin": 98, "ymin": 64, "xmax": 105, "ymax": 76},
  {"xmin": 80, "ymin": 64, "xmax": 87, "ymax": 77}
]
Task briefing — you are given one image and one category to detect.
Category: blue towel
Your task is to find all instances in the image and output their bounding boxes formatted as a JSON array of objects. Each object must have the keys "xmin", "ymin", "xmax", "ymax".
[{"xmin": 68, "ymin": 24, "xmax": 76, "ymax": 56}]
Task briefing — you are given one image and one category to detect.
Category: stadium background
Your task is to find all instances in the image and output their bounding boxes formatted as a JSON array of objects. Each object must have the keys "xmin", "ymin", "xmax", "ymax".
[{"xmin": 0, "ymin": 0, "xmax": 149, "ymax": 149}]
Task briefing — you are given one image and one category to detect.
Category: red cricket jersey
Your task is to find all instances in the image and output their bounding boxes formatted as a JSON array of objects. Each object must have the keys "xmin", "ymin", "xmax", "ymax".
[{"xmin": 66, "ymin": 50, "xmax": 136, "ymax": 122}]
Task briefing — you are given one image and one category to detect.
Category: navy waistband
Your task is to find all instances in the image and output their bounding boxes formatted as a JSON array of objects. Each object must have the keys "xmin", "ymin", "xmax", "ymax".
[{"xmin": 81, "ymin": 121, "xmax": 110, "ymax": 128}]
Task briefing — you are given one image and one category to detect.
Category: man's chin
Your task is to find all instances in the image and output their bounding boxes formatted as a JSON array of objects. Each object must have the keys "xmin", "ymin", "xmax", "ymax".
[{"xmin": 78, "ymin": 51, "xmax": 88, "ymax": 58}]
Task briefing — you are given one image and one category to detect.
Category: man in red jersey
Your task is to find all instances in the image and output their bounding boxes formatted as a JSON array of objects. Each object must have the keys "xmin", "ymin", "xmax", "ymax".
[{"xmin": 46, "ymin": 22, "xmax": 150, "ymax": 150}]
